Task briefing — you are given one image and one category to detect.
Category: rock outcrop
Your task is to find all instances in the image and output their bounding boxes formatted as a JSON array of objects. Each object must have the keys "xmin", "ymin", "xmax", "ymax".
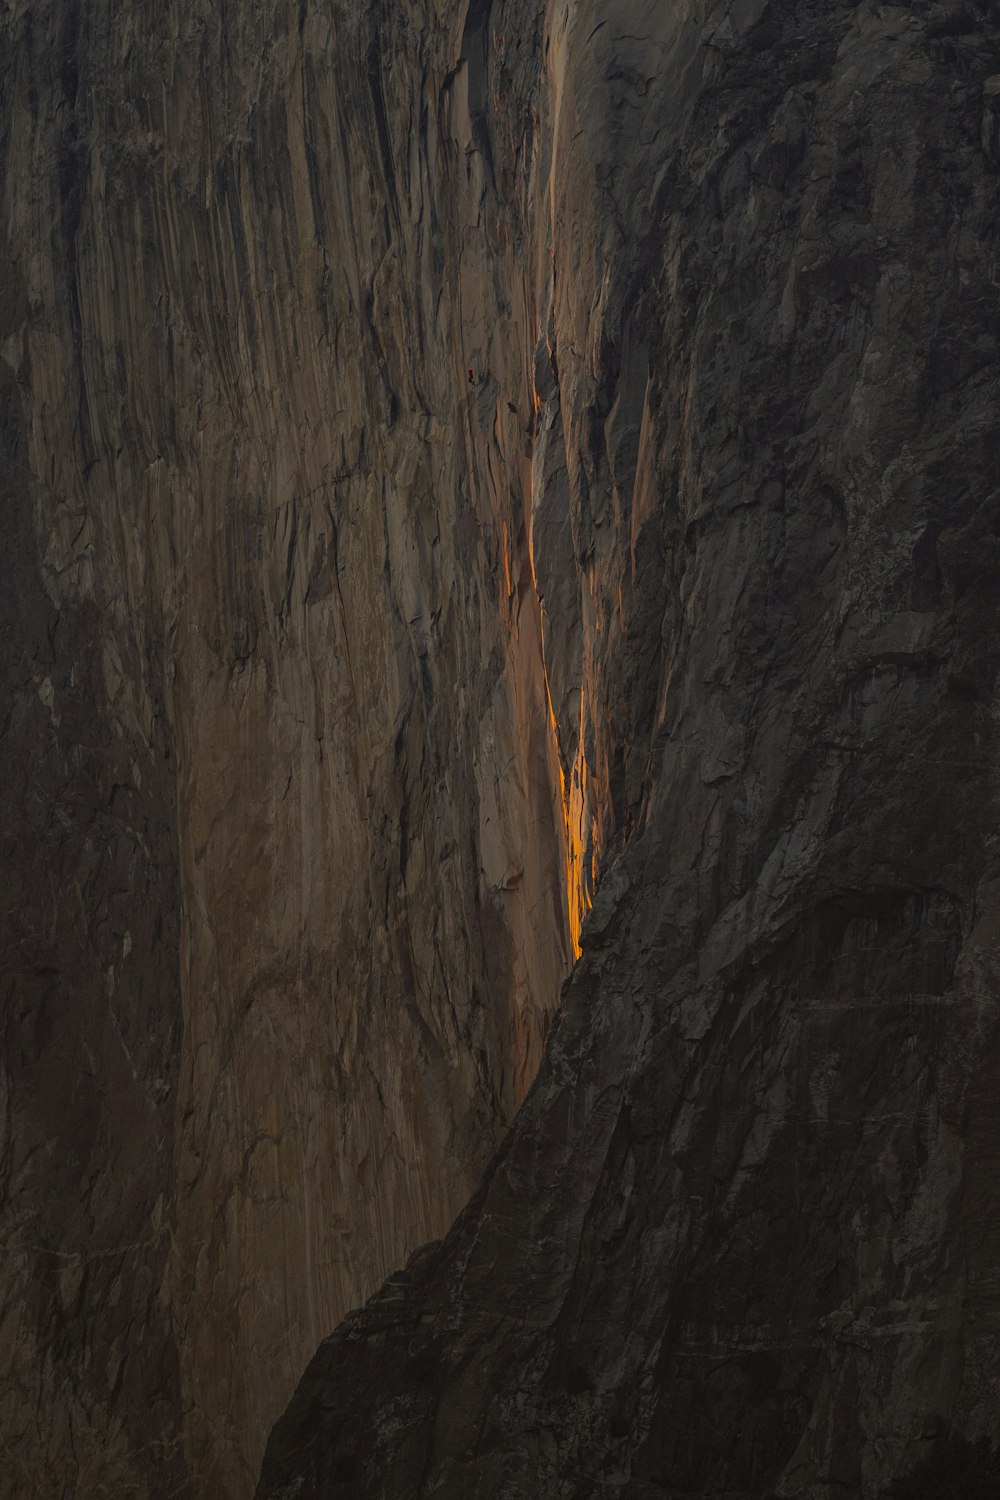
[
  {"xmin": 3, "ymin": 0, "xmax": 1000, "ymax": 1497},
  {"xmin": 254, "ymin": 1, "xmax": 1000, "ymax": 1497}
]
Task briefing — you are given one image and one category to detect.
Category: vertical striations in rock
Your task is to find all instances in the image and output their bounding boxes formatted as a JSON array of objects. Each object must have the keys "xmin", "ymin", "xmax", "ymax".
[
  {"xmin": 0, "ymin": 11, "xmax": 186, "ymax": 1493},
  {"xmin": 255, "ymin": 1, "xmax": 1000, "ymax": 1497},
  {"xmin": 1, "ymin": 0, "xmax": 591, "ymax": 1493},
  {"xmin": 5, "ymin": 0, "xmax": 1000, "ymax": 1494}
]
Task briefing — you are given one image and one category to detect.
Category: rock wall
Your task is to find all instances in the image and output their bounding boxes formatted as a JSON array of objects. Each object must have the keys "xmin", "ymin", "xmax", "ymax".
[
  {"xmin": 0, "ymin": 0, "xmax": 587, "ymax": 1493},
  {"xmin": 255, "ymin": 1, "xmax": 1000, "ymax": 1496},
  {"xmin": 4, "ymin": 0, "xmax": 1000, "ymax": 1496}
]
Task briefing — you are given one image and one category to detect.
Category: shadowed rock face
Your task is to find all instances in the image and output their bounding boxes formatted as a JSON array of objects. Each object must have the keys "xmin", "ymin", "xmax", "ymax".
[
  {"xmin": 253, "ymin": 1, "xmax": 1000, "ymax": 1497},
  {"xmin": 0, "ymin": 274, "xmax": 185, "ymax": 1495},
  {"xmin": 3, "ymin": 0, "xmax": 1000, "ymax": 1497}
]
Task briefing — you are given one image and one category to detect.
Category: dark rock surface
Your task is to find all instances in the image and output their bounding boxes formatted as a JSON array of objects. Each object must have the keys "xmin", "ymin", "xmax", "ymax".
[
  {"xmin": 0, "ymin": 192, "xmax": 185, "ymax": 1492},
  {"xmin": 3, "ymin": 0, "xmax": 1000, "ymax": 1495},
  {"xmin": 256, "ymin": 1, "xmax": 1000, "ymax": 1497}
]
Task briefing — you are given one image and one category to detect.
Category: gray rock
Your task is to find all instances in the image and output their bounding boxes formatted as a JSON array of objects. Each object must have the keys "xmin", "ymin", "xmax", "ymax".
[
  {"xmin": 255, "ymin": 1, "xmax": 1000, "ymax": 1497},
  {"xmin": 2, "ymin": 0, "xmax": 999, "ymax": 1496}
]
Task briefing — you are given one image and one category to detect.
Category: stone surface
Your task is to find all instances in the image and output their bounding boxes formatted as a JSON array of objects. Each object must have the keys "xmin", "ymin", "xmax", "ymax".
[
  {"xmin": 255, "ymin": 1, "xmax": 1000, "ymax": 1497},
  {"xmin": 1, "ymin": 1, "xmax": 578, "ymax": 1493},
  {"xmin": 3, "ymin": 0, "xmax": 1000, "ymax": 1497}
]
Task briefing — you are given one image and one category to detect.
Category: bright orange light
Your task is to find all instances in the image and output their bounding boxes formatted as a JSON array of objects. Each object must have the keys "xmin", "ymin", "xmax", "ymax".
[
  {"xmin": 526, "ymin": 386, "xmax": 595, "ymax": 963},
  {"xmin": 542, "ymin": 672, "xmax": 592, "ymax": 960}
]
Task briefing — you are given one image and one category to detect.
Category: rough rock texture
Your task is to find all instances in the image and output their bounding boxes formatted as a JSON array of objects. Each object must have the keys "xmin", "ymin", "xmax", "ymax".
[
  {"xmin": 1, "ymin": 0, "xmax": 582, "ymax": 1493},
  {"xmin": 254, "ymin": 1, "xmax": 1000, "ymax": 1497},
  {"xmin": 4, "ymin": 0, "xmax": 1000, "ymax": 1497}
]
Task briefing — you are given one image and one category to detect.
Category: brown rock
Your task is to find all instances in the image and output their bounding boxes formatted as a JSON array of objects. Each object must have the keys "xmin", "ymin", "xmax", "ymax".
[
  {"xmin": 3, "ymin": 1, "xmax": 1000, "ymax": 1497},
  {"xmin": 1, "ymin": 2, "xmax": 577, "ymax": 1493}
]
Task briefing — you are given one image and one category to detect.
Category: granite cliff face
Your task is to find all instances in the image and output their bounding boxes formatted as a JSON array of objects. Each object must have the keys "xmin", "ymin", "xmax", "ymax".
[
  {"xmin": 255, "ymin": 0, "xmax": 1000, "ymax": 1496},
  {"xmin": 3, "ymin": 0, "xmax": 578, "ymax": 1492},
  {"xmin": 2, "ymin": 0, "xmax": 999, "ymax": 1497}
]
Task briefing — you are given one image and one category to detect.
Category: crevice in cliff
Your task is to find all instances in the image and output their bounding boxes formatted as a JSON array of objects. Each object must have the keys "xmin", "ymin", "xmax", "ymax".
[{"xmin": 460, "ymin": 0, "xmax": 495, "ymax": 174}]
